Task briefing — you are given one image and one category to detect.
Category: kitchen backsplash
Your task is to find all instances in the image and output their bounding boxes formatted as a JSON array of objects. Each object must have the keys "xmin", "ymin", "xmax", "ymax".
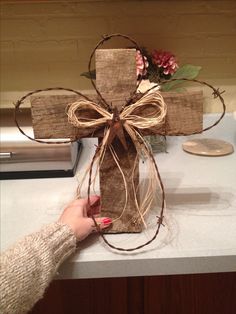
[{"xmin": 1, "ymin": 0, "xmax": 235, "ymax": 112}]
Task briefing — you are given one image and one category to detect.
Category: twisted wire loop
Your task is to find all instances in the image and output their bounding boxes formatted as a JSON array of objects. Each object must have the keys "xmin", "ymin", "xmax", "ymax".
[
  {"xmin": 14, "ymin": 87, "xmax": 93, "ymax": 144},
  {"xmin": 13, "ymin": 33, "xmax": 226, "ymax": 252},
  {"xmin": 87, "ymin": 33, "xmax": 148, "ymax": 110},
  {"xmin": 159, "ymin": 78, "xmax": 226, "ymax": 134}
]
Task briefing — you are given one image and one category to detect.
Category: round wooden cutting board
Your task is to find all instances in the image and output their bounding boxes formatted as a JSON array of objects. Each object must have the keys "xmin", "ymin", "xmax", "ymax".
[{"xmin": 182, "ymin": 138, "xmax": 234, "ymax": 156}]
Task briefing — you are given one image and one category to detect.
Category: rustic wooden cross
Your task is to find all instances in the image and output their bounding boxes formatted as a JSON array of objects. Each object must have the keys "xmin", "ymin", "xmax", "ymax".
[{"xmin": 30, "ymin": 49, "xmax": 203, "ymax": 233}]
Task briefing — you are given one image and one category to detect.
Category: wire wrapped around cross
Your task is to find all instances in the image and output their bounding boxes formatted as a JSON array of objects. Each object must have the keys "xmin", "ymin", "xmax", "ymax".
[{"xmin": 14, "ymin": 34, "xmax": 226, "ymax": 252}]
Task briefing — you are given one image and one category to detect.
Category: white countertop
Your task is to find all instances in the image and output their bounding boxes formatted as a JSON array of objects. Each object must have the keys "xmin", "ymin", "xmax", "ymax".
[{"xmin": 1, "ymin": 114, "xmax": 236, "ymax": 278}]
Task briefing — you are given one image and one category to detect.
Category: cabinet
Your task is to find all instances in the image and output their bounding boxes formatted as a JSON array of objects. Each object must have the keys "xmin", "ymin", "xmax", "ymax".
[{"xmin": 31, "ymin": 272, "xmax": 236, "ymax": 314}]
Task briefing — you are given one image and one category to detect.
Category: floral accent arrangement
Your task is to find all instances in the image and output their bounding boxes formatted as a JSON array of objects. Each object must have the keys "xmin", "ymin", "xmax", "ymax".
[
  {"xmin": 136, "ymin": 47, "xmax": 201, "ymax": 92},
  {"xmin": 81, "ymin": 47, "xmax": 201, "ymax": 92},
  {"xmin": 136, "ymin": 49, "xmax": 178, "ymax": 78}
]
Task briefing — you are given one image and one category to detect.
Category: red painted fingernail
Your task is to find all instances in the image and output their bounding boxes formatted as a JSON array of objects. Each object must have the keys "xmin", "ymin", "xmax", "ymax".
[{"xmin": 102, "ymin": 218, "xmax": 112, "ymax": 225}]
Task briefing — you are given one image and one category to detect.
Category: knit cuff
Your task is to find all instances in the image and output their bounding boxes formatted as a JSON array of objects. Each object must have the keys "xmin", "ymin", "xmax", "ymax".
[{"xmin": 39, "ymin": 222, "xmax": 77, "ymax": 268}]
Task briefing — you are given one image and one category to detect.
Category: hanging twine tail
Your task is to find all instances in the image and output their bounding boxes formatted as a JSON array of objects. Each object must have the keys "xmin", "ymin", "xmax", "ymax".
[{"xmin": 84, "ymin": 127, "xmax": 166, "ymax": 252}]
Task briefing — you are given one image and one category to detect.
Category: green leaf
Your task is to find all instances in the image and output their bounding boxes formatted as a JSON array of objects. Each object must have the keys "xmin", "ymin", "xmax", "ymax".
[
  {"xmin": 80, "ymin": 69, "xmax": 96, "ymax": 79},
  {"xmin": 173, "ymin": 64, "xmax": 202, "ymax": 79},
  {"xmin": 160, "ymin": 64, "xmax": 202, "ymax": 91}
]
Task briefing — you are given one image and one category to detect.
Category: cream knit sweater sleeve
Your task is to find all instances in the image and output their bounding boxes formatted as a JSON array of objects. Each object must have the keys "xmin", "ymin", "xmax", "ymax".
[{"xmin": 0, "ymin": 222, "xmax": 77, "ymax": 314}]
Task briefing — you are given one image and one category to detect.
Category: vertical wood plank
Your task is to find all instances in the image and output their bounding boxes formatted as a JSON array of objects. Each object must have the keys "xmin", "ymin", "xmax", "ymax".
[
  {"xmin": 29, "ymin": 280, "xmax": 64, "ymax": 314},
  {"xmin": 96, "ymin": 49, "xmax": 141, "ymax": 233},
  {"xmin": 99, "ymin": 137, "xmax": 141, "ymax": 233},
  {"xmin": 127, "ymin": 277, "xmax": 144, "ymax": 314},
  {"xmin": 95, "ymin": 49, "xmax": 137, "ymax": 108},
  {"xmin": 107, "ymin": 278, "xmax": 128, "ymax": 314},
  {"xmin": 144, "ymin": 273, "xmax": 236, "ymax": 314}
]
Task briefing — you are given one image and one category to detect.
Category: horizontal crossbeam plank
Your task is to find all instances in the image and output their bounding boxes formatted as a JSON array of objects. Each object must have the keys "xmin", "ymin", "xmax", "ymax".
[{"xmin": 31, "ymin": 91, "xmax": 203, "ymax": 139}]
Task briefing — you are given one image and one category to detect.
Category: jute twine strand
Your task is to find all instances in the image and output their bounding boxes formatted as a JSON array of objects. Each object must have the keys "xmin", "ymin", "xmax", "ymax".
[{"xmin": 67, "ymin": 90, "xmax": 167, "ymax": 131}]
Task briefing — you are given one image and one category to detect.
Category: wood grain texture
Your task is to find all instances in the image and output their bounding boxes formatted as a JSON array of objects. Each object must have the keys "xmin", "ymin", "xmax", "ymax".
[
  {"xmin": 99, "ymin": 137, "xmax": 140, "ymax": 233},
  {"xmin": 30, "ymin": 273, "xmax": 236, "ymax": 314},
  {"xmin": 31, "ymin": 91, "xmax": 203, "ymax": 139},
  {"xmin": 161, "ymin": 91, "xmax": 203, "ymax": 135},
  {"xmin": 31, "ymin": 95, "xmax": 78, "ymax": 139},
  {"xmin": 31, "ymin": 93, "xmax": 100, "ymax": 139},
  {"xmin": 95, "ymin": 48, "xmax": 137, "ymax": 110},
  {"xmin": 144, "ymin": 272, "xmax": 236, "ymax": 314},
  {"xmin": 96, "ymin": 49, "xmax": 140, "ymax": 232}
]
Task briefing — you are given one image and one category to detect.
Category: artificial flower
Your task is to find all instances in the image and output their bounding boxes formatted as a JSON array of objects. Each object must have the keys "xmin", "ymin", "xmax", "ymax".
[
  {"xmin": 151, "ymin": 50, "xmax": 178, "ymax": 76},
  {"xmin": 136, "ymin": 50, "xmax": 149, "ymax": 77}
]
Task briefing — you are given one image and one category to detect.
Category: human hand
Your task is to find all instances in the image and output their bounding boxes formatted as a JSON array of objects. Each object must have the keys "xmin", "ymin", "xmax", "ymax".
[{"xmin": 58, "ymin": 195, "xmax": 112, "ymax": 241}]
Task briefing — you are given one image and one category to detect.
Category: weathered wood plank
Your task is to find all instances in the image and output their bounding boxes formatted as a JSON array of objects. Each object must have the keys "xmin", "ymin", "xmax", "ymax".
[
  {"xmin": 31, "ymin": 94, "xmax": 101, "ymax": 139},
  {"xmin": 141, "ymin": 91, "xmax": 203, "ymax": 136},
  {"xmin": 95, "ymin": 49, "xmax": 137, "ymax": 110},
  {"xmin": 96, "ymin": 49, "xmax": 141, "ymax": 232},
  {"xmin": 31, "ymin": 91, "xmax": 203, "ymax": 139},
  {"xmin": 99, "ymin": 137, "xmax": 140, "ymax": 233},
  {"xmin": 160, "ymin": 91, "xmax": 203, "ymax": 135}
]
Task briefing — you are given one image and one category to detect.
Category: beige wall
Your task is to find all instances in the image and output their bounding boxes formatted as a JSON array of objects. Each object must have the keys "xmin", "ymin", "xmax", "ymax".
[{"xmin": 1, "ymin": 0, "xmax": 236, "ymax": 112}]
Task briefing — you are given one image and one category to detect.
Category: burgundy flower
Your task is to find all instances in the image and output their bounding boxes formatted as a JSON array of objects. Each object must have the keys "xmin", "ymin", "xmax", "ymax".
[
  {"xmin": 152, "ymin": 50, "xmax": 178, "ymax": 76},
  {"xmin": 136, "ymin": 50, "xmax": 149, "ymax": 77}
]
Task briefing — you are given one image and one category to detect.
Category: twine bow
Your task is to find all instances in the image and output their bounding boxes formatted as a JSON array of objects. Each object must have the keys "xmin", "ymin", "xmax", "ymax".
[{"xmin": 67, "ymin": 89, "xmax": 167, "ymax": 148}]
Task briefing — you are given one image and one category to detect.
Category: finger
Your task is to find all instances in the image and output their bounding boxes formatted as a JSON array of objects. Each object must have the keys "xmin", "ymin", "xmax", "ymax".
[
  {"xmin": 90, "ymin": 217, "xmax": 112, "ymax": 233},
  {"xmin": 88, "ymin": 203, "xmax": 100, "ymax": 217},
  {"xmin": 87, "ymin": 195, "xmax": 100, "ymax": 216}
]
